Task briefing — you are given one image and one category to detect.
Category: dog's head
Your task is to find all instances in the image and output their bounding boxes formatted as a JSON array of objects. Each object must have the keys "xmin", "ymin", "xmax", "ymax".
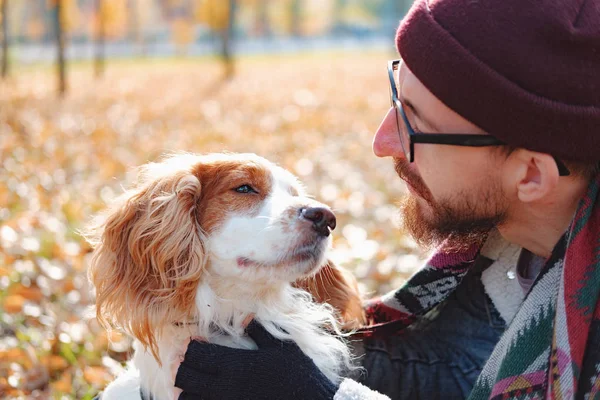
[{"xmin": 85, "ymin": 153, "xmax": 338, "ymax": 359}]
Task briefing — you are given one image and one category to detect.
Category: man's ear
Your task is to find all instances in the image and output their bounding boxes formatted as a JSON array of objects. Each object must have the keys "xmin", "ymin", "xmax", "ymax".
[
  {"xmin": 507, "ymin": 149, "xmax": 560, "ymax": 203},
  {"xmin": 295, "ymin": 260, "xmax": 366, "ymax": 330},
  {"xmin": 86, "ymin": 166, "xmax": 206, "ymax": 364}
]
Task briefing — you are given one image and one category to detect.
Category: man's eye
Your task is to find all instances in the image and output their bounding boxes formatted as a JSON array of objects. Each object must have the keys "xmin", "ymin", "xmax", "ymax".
[{"xmin": 234, "ymin": 185, "xmax": 257, "ymax": 194}]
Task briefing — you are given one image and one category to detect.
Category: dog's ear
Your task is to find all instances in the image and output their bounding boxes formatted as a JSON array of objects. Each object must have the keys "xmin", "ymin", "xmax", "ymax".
[
  {"xmin": 86, "ymin": 163, "xmax": 205, "ymax": 363},
  {"xmin": 295, "ymin": 260, "xmax": 366, "ymax": 330}
]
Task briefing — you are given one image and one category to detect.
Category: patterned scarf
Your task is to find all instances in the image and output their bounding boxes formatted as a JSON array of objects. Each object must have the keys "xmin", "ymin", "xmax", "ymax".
[{"xmin": 358, "ymin": 175, "xmax": 600, "ymax": 399}]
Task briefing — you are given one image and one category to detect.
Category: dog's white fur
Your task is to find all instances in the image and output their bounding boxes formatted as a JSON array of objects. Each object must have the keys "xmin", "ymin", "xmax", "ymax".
[{"xmin": 87, "ymin": 153, "xmax": 353, "ymax": 400}]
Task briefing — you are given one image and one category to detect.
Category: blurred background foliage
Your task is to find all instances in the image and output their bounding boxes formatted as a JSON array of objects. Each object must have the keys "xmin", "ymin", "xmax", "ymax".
[{"xmin": 0, "ymin": 0, "xmax": 425, "ymax": 398}]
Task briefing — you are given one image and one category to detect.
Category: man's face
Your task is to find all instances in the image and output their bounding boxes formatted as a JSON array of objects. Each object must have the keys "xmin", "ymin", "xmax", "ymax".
[{"xmin": 373, "ymin": 62, "xmax": 509, "ymax": 250}]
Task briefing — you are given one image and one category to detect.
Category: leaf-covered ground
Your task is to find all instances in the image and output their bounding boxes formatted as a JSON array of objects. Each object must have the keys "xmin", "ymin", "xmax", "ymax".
[{"xmin": 0, "ymin": 53, "xmax": 427, "ymax": 399}]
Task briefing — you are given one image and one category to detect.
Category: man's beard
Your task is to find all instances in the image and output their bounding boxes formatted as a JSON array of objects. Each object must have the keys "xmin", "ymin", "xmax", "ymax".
[{"xmin": 394, "ymin": 158, "xmax": 507, "ymax": 252}]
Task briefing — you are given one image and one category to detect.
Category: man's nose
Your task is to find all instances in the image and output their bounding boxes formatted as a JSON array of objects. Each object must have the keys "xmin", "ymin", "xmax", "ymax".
[{"xmin": 373, "ymin": 107, "xmax": 405, "ymax": 158}]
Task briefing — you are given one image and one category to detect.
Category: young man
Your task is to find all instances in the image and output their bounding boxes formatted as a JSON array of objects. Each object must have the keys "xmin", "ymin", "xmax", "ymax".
[{"xmin": 175, "ymin": 0, "xmax": 600, "ymax": 398}]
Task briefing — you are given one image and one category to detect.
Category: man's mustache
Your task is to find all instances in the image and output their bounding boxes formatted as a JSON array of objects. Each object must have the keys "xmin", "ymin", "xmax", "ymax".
[{"xmin": 393, "ymin": 157, "xmax": 433, "ymax": 203}]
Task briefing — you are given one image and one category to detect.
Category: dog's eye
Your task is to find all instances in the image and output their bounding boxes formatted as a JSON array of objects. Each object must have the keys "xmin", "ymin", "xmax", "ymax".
[{"xmin": 234, "ymin": 185, "xmax": 257, "ymax": 194}]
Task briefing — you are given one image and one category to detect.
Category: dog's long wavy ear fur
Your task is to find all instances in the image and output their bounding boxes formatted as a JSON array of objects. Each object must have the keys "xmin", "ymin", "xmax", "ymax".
[
  {"xmin": 295, "ymin": 260, "xmax": 366, "ymax": 330},
  {"xmin": 85, "ymin": 161, "xmax": 205, "ymax": 363}
]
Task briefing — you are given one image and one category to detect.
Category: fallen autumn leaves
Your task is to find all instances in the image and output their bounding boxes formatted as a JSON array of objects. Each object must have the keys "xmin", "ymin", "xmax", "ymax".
[{"xmin": 0, "ymin": 53, "xmax": 426, "ymax": 398}]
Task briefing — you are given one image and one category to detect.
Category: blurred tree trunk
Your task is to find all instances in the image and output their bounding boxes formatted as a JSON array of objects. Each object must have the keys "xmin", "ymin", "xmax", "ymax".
[
  {"xmin": 220, "ymin": 0, "xmax": 236, "ymax": 79},
  {"xmin": 94, "ymin": 0, "xmax": 105, "ymax": 78},
  {"xmin": 333, "ymin": 0, "xmax": 346, "ymax": 36},
  {"xmin": 1, "ymin": 0, "xmax": 8, "ymax": 78},
  {"xmin": 290, "ymin": 0, "xmax": 301, "ymax": 37},
  {"xmin": 54, "ymin": 0, "xmax": 66, "ymax": 95},
  {"xmin": 128, "ymin": 0, "xmax": 146, "ymax": 56},
  {"xmin": 256, "ymin": 0, "xmax": 271, "ymax": 38}
]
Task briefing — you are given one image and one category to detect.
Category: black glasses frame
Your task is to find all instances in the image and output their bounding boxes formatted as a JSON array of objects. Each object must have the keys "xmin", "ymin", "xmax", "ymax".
[{"xmin": 387, "ymin": 59, "xmax": 570, "ymax": 176}]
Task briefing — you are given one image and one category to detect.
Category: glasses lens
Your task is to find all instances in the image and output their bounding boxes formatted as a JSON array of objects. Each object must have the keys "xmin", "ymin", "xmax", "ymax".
[
  {"xmin": 394, "ymin": 102, "xmax": 411, "ymax": 161},
  {"xmin": 389, "ymin": 61, "xmax": 411, "ymax": 162}
]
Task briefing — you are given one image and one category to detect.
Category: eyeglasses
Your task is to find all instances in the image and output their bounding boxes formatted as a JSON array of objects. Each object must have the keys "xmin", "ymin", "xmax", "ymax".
[{"xmin": 388, "ymin": 59, "xmax": 570, "ymax": 176}]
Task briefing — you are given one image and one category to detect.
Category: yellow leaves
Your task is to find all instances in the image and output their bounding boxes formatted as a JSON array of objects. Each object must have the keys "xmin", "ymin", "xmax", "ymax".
[
  {"xmin": 92, "ymin": 330, "xmax": 110, "ymax": 350},
  {"xmin": 98, "ymin": 0, "xmax": 128, "ymax": 39},
  {"xmin": 301, "ymin": 0, "xmax": 335, "ymax": 36},
  {"xmin": 0, "ymin": 348, "xmax": 28, "ymax": 364},
  {"xmin": 83, "ymin": 366, "xmax": 111, "ymax": 386},
  {"xmin": 3, "ymin": 283, "xmax": 44, "ymax": 313},
  {"xmin": 63, "ymin": 0, "xmax": 82, "ymax": 33},
  {"xmin": 172, "ymin": 18, "xmax": 195, "ymax": 48},
  {"xmin": 0, "ymin": 375, "xmax": 19, "ymax": 398},
  {"xmin": 48, "ymin": 0, "xmax": 83, "ymax": 34},
  {"xmin": 267, "ymin": 0, "xmax": 312, "ymax": 35},
  {"xmin": 0, "ymin": 347, "xmax": 47, "ymax": 394},
  {"xmin": 10, "ymin": 283, "xmax": 44, "ymax": 303},
  {"xmin": 44, "ymin": 355, "xmax": 69, "ymax": 373},
  {"xmin": 26, "ymin": 18, "xmax": 46, "ymax": 41},
  {"xmin": 2, "ymin": 54, "xmax": 425, "ymax": 398},
  {"xmin": 50, "ymin": 371, "xmax": 72, "ymax": 393},
  {"xmin": 45, "ymin": 0, "xmax": 126, "ymax": 38},
  {"xmin": 339, "ymin": 3, "xmax": 379, "ymax": 26},
  {"xmin": 61, "ymin": 278, "xmax": 76, "ymax": 293},
  {"xmin": 168, "ymin": 0, "xmax": 187, "ymax": 7},
  {"xmin": 194, "ymin": 0, "xmax": 232, "ymax": 30},
  {"xmin": 3, "ymin": 295, "xmax": 25, "ymax": 313},
  {"xmin": 268, "ymin": 0, "xmax": 294, "ymax": 34}
]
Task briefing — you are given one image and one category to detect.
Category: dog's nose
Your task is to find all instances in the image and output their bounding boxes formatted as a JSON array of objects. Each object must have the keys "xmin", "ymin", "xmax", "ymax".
[{"xmin": 300, "ymin": 207, "xmax": 336, "ymax": 237}]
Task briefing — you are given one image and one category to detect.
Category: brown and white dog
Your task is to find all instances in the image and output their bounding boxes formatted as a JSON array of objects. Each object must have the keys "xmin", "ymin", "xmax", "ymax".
[{"xmin": 86, "ymin": 153, "xmax": 364, "ymax": 400}]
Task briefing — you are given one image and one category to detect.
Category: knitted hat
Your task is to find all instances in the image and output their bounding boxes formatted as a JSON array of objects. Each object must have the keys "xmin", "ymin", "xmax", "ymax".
[{"xmin": 396, "ymin": 0, "xmax": 600, "ymax": 163}]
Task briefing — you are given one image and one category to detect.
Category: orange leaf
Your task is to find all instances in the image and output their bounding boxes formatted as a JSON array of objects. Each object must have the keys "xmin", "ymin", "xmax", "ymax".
[
  {"xmin": 50, "ymin": 372, "xmax": 72, "ymax": 393},
  {"xmin": 62, "ymin": 279, "xmax": 76, "ymax": 293},
  {"xmin": 108, "ymin": 331, "xmax": 126, "ymax": 342},
  {"xmin": 45, "ymin": 355, "xmax": 69, "ymax": 373},
  {"xmin": 0, "ymin": 348, "xmax": 27, "ymax": 364},
  {"xmin": 3, "ymin": 295, "xmax": 25, "ymax": 314},
  {"xmin": 83, "ymin": 366, "xmax": 111, "ymax": 385},
  {"xmin": 10, "ymin": 284, "xmax": 44, "ymax": 302}
]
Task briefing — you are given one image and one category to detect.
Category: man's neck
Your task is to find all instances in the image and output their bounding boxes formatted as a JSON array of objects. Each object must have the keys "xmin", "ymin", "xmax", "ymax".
[{"xmin": 498, "ymin": 177, "xmax": 590, "ymax": 258}]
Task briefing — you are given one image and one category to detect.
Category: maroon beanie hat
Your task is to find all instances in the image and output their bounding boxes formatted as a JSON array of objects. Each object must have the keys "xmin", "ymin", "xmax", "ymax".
[{"xmin": 396, "ymin": 0, "xmax": 600, "ymax": 163}]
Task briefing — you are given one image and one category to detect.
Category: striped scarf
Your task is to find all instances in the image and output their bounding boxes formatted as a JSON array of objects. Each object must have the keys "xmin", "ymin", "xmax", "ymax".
[{"xmin": 359, "ymin": 175, "xmax": 600, "ymax": 399}]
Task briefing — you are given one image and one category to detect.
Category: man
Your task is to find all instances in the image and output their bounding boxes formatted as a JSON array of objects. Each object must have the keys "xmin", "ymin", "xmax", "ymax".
[{"xmin": 174, "ymin": 0, "xmax": 600, "ymax": 398}]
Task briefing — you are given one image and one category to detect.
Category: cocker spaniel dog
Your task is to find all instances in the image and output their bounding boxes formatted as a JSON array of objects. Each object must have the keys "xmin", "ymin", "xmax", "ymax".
[{"xmin": 86, "ymin": 153, "xmax": 364, "ymax": 400}]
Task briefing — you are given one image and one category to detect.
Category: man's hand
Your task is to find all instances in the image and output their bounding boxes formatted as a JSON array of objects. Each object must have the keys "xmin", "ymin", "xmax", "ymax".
[
  {"xmin": 171, "ymin": 314, "xmax": 253, "ymax": 399},
  {"xmin": 174, "ymin": 320, "xmax": 338, "ymax": 400},
  {"xmin": 171, "ymin": 336, "xmax": 191, "ymax": 400}
]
